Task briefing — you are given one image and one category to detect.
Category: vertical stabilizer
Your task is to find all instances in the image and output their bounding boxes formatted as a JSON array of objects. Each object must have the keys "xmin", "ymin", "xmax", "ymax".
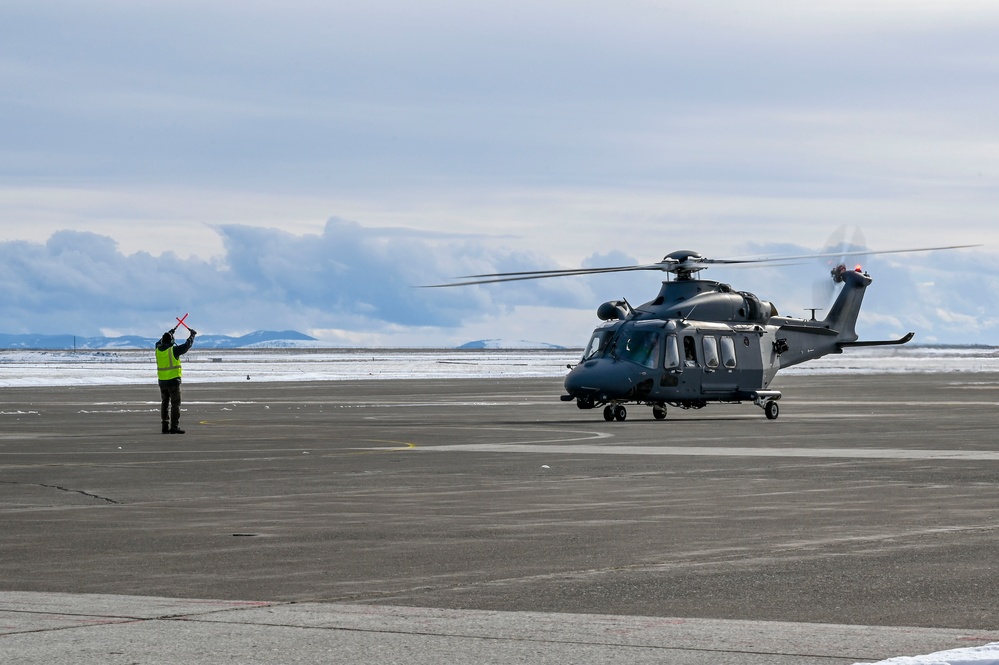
[{"xmin": 822, "ymin": 268, "xmax": 872, "ymax": 343}]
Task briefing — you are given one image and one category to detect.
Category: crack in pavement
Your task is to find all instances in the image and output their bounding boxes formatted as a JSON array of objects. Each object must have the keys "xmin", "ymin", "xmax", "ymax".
[{"xmin": 1, "ymin": 480, "xmax": 120, "ymax": 504}]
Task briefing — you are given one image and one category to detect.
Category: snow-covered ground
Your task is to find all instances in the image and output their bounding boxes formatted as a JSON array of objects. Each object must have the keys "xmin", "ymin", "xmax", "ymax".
[
  {"xmin": 0, "ymin": 348, "xmax": 578, "ymax": 387},
  {"xmin": 856, "ymin": 642, "xmax": 999, "ymax": 664},
  {"xmin": 1, "ymin": 346, "xmax": 999, "ymax": 388}
]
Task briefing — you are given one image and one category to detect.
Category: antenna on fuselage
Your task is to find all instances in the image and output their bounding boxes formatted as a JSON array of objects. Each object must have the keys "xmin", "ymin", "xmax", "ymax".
[{"xmin": 680, "ymin": 303, "xmax": 698, "ymax": 322}]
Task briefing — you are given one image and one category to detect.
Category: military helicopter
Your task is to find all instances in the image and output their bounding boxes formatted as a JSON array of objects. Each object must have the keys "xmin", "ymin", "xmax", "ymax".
[{"xmin": 427, "ymin": 244, "xmax": 976, "ymax": 421}]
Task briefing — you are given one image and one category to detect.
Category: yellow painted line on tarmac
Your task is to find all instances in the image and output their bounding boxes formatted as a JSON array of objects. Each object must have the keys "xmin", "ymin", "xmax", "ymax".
[{"xmin": 365, "ymin": 440, "xmax": 416, "ymax": 449}]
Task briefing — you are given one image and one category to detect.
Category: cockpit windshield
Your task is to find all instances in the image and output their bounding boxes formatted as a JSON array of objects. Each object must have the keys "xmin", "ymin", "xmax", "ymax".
[
  {"xmin": 582, "ymin": 329, "xmax": 614, "ymax": 360},
  {"xmin": 612, "ymin": 329, "xmax": 662, "ymax": 369}
]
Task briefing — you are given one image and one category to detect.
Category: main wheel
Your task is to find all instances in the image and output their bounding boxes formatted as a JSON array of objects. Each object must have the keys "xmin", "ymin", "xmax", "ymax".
[
  {"xmin": 652, "ymin": 405, "xmax": 667, "ymax": 420},
  {"xmin": 603, "ymin": 406, "xmax": 615, "ymax": 421},
  {"xmin": 765, "ymin": 400, "xmax": 779, "ymax": 420},
  {"xmin": 614, "ymin": 405, "xmax": 627, "ymax": 421}
]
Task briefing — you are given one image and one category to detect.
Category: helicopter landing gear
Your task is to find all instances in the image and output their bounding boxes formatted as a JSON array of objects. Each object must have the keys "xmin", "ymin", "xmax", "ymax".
[
  {"xmin": 652, "ymin": 404, "xmax": 667, "ymax": 420},
  {"xmin": 752, "ymin": 390, "xmax": 782, "ymax": 420},
  {"xmin": 603, "ymin": 405, "xmax": 627, "ymax": 421}
]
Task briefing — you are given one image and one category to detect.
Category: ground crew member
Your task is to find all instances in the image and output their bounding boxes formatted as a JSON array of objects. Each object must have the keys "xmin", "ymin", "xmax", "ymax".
[{"xmin": 155, "ymin": 326, "xmax": 197, "ymax": 433}]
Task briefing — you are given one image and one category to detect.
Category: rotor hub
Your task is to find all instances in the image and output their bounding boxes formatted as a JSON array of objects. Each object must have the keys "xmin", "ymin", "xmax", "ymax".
[{"xmin": 661, "ymin": 250, "xmax": 708, "ymax": 280}]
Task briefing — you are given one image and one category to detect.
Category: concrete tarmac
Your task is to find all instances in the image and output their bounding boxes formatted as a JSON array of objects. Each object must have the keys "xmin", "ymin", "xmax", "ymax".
[{"xmin": 2, "ymin": 372, "xmax": 999, "ymax": 663}]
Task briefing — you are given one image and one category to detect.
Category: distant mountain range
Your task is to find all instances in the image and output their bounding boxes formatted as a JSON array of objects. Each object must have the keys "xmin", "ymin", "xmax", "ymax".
[
  {"xmin": 457, "ymin": 339, "xmax": 567, "ymax": 350},
  {"xmin": 0, "ymin": 330, "xmax": 320, "ymax": 350}
]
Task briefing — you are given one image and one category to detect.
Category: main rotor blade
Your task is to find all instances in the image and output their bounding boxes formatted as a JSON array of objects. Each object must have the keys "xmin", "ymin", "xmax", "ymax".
[
  {"xmin": 458, "ymin": 264, "xmax": 653, "ymax": 279},
  {"xmin": 420, "ymin": 264, "xmax": 665, "ymax": 287},
  {"xmin": 418, "ymin": 243, "xmax": 980, "ymax": 287},
  {"xmin": 715, "ymin": 243, "xmax": 980, "ymax": 266}
]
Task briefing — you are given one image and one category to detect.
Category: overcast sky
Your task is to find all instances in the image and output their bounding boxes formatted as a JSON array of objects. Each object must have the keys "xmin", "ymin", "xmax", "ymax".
[{"xmin": 2, "ymin": 1, "xmax": 996, "ymax": 346}]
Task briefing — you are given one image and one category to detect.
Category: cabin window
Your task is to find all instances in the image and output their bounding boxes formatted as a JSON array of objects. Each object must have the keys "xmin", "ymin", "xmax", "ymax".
[
  {"xmin": 683, "ymin": 336, "xmax": 698, "ymax": 365},
  {"xmin": 665, "ymin": 334, "xmax": 680, "ymax": 369},
  {"xmin": 720, "ymin": 336, "xmax": 737, "ymax": 368},
  {"xmin": 582, "ymin": 329, "xmax": 613, "ymax": 360},
  {"xmin": 614, "ymin": 330, "xmax": 661, "ymax": 369},
  {"xmin": 702, "ymin": 336, "xmax": 720, "ymax": 369}
]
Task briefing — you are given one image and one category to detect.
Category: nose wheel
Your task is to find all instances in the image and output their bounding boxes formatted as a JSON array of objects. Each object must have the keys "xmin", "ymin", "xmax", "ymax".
[
  {"xmin": 764, "ymin": 400, "xmax": 779, "ymax": 420},
  {"xmin": 603, "ymin": 405, "xmax": 628, "ymax": 421}
]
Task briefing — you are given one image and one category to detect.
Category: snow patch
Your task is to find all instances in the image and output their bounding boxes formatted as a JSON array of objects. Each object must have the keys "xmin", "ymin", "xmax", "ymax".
[{"xmin": 855, "ymin": 642, "xmax": 999, "ymax": 664}]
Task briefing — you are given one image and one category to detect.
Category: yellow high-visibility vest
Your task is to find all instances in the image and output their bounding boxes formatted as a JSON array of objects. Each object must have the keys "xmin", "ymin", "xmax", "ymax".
[{"xmin": 156, "ymin": 346, "xmax": 182, "ymax": 381}]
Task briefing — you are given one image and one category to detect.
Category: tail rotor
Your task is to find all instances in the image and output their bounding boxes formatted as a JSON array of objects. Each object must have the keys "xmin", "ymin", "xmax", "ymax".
[{"xmin": 812, "ymin": 226, "xmax": 867, "ymax": 317}]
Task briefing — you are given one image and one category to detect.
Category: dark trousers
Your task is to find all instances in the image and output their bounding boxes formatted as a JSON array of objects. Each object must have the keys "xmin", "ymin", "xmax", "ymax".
[{"xmin": 159, "ymin": 380, "xmax": 182, "ymax": 428}]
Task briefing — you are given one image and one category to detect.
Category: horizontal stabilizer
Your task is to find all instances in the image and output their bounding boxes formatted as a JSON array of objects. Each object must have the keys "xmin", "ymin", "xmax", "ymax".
[{"xmin": 839, "ymin": 332, "xmax": 915, "ymax": 348}]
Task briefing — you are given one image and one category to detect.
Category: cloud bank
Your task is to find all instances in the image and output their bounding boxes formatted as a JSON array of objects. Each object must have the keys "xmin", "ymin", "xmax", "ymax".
[
  {"xmin": 0, "ymin": 218, "xmax": 595, "ymax": 344},
  {"xmin": 0, "ymin": 219, "xmax": 993, "ymax": 347}
]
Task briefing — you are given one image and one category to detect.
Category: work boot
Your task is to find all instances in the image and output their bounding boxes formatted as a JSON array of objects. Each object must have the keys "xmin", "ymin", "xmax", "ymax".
[
  {"xmin": 162, "ymin": 423, "xmax": 170, "ymax": 434},
  {"xmin": 169, "ymin": 427, "xmax": 185, "ymax": 434}
]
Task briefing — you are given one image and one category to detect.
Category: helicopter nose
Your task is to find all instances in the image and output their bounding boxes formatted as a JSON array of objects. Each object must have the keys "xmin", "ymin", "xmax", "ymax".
[{"xmin": 564, "ymin": 359, "xmax": 639, "ymax": 401}]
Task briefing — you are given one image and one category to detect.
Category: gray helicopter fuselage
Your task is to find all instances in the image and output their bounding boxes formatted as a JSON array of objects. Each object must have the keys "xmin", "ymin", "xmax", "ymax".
[
  {"xmin": 565, "ymin": 318, "xmax": 781, "ymax": 405},
  {"xmin": 563, "ymin": 268, "xmax": 875, "ymax": 408}
]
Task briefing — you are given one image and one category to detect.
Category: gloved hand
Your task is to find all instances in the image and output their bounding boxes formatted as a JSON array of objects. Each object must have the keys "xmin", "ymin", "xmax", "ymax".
[
  {"xmin": 169, "ymin": 327, "xmax": 176, "ymax": 334},
  {"xmin": 189, "ymin": 329, "xmax": 198, "ymax": 336}
]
